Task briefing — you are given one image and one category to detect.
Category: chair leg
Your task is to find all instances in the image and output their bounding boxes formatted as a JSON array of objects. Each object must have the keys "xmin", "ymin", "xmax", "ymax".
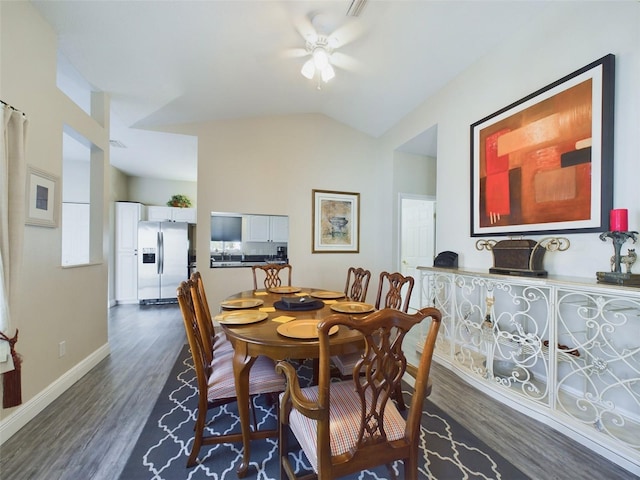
[
  {"xmin": 279, "ymin": 411, "xmax": 288, "ymax": 479},
  {"xmin": 187, "ymin": 401, "xmax": 207, "ymax": 467},
  {"xmin": 280, "ymin": 405, "xmax": 300, "ymax": 480},
  {"xmin": 251, "ymin": 398, "xmax": 258, "ymax": 430},
  {"xmin": 405, "ymin": 455, "xmax": 418, "ymax": 480},
  {"xmin": 394, "ymin": 383, "xmax": 406, "ymax": 411},
  {"xmin": 385, "ymin": 463, "xmax": 398, "ymax": 480}
]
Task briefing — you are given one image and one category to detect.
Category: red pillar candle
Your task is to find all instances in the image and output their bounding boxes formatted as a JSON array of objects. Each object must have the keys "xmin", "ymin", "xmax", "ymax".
[{"xmin": 610, "ymin": 209, "xmax": 628, "ymax": 231}]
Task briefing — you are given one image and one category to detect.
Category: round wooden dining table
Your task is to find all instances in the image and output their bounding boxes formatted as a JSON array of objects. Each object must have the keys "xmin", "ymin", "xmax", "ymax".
[{"xmin": 218, "ymin": 287, "xmax": 370, "ymax": 477}]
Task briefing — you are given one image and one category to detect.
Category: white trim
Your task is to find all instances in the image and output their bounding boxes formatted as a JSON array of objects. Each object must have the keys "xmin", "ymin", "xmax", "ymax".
[{"xmin": 0, "ymin": 343, "xmax": 110, "ymax": 444}]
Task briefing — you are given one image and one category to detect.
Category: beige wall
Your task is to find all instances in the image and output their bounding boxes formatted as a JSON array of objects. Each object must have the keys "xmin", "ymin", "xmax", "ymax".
[
  {"xmin": 1, "ymin": 1, "xmax": 110, "ymax": 428},
  {"xmin": 168, "ymin": 114, "xmax": 390, "ymax": 307},
  {"xmin": 393, "ymin": 152, "xmax": 436, "ymax": 198},
  {"xmin": 126, "ymin": 176, "xmax": 197, "ymax": 208},
  {"xmin": 110, "ymin": 167, "xmax": 130, "ymax": 202}
]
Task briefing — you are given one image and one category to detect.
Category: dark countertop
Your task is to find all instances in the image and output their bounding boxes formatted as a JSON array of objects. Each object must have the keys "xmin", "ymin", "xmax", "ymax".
[{"xmin": 210, "ymin": 257, "xmax": 288, "ymax": 268}]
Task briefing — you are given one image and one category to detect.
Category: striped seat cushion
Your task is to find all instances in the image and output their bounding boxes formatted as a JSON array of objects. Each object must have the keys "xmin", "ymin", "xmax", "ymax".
[
  {"xmin": 208, "ymin": 355, "xmax": 285, "ymax": 401},
  {"xmin": 284, "ymin": 381, "xmax": 406, "ymax": 472},
  {"xmin": 212, "ymin": 331, "xmax": 233, "ymax": 355}
]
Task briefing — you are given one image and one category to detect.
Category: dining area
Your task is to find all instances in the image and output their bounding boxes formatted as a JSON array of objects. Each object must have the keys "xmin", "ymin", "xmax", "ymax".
[{"xmin": 176, "ymin": 263, "xmax": 442, "ymax": 479}]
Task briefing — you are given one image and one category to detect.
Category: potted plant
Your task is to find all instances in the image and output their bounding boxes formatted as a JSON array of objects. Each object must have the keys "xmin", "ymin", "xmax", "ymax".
[{"xmin": 167, "ymin": 194, "xmax": 192, "ymax": 208}]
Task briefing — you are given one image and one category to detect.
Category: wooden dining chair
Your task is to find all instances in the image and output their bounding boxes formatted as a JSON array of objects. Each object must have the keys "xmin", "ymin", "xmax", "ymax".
[
  {"xmin": 190, "ymin": 271, "xmax": 232, "ymax": 362},
  {"xmin": 176, "ymin": 280, "xmax": 286, "ymax": 467},
  {"xmin": 375, "ymin": 271, "xmax": 416, "ymax": 410},
  {"xmin": 276, "ymin": 307, "xmax": 442, "ymax": 480},
  {"xmin": 252, "ymin": 263, "xmax": 292, "ymax": 290},
  {"xmin": 332, "ymin": 271, "xmax": 415, "ymax": 384},
  {"xmin": 375, "ymin": 270, "xmax": 415, "ymax": 312},
  {"xmin": 331, "ymin": 267, "xmax": 371, "ymax": 378},
  {"xmin": 343, "ymin": 266, "xmax": 371, "ymax": 302}
]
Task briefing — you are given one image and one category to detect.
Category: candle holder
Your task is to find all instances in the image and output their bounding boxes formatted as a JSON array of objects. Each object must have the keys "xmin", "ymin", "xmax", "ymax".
[{"xmin": 596, "ymin": 230, "xmax": 640, "ymax": 286}]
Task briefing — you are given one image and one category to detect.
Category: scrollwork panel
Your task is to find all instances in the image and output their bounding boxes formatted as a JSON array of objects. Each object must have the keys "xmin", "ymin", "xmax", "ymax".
[{"xmin": 556, "ymin": 290, "xmax": 640, "ymax": 450}]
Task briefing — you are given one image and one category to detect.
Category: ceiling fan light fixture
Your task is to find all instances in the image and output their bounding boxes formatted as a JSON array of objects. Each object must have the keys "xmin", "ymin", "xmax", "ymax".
[
  {"xmin": 300, "ymin": 35, "xmax": 336, "ymax": 84},
  {"xmin": 301, "ymin": 59, "xmax": 316, "ymax": 79},
  {"xmin": 312, "ymin": 46, "xmax": 330, "ymax": 70},
  {"xmin": 321, "ymin": 64, "xmax": 335, "ymax": 83}
]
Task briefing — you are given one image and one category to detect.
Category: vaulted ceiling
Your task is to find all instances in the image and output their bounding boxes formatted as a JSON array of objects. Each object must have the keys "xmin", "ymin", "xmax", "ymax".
[{"xmin": 32, "ymin": 1, "xmax": 561, "ymax": 181}]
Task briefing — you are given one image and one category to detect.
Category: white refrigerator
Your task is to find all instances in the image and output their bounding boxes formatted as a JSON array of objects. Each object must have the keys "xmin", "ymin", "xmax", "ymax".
[{"xmin": 138, "ymin": 221, "xmax": 189, "ymax": 304}]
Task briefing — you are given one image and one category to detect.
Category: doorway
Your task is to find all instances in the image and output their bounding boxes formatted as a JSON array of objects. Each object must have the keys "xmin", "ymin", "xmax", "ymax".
[{"xmin": 399, "ymin": 194, "xmax": 436, "ymax": 311}]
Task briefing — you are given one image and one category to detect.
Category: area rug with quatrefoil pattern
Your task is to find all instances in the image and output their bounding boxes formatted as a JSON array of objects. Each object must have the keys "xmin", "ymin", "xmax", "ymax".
[{"xmin": 119, "ymin": 345, "xmax": 528, "ymax": 479}]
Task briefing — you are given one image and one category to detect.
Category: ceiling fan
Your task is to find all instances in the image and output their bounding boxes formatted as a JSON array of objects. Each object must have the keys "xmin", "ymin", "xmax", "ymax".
[{"xmin": 285, "ymin": 2, "xmax": 367, "ymax": 86}]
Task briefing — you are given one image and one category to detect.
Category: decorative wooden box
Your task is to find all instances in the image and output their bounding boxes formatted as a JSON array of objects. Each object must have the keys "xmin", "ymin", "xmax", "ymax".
[{"xmin": 489, "ymin": 239, "xmax": 547, "ymax": 277}]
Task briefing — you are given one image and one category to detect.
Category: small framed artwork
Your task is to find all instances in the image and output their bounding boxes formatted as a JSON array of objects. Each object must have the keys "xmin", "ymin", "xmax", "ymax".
[
  {"xmin": 312, "ymin": 189, "xmax": 360, "ymax": 253},
  {"xmin": 470, "ymin": 54, "xmax": 615, "ymax": 237},
  {"xmin": 25, "ymin": 166, "xmax": 60, "ymax": 227}
]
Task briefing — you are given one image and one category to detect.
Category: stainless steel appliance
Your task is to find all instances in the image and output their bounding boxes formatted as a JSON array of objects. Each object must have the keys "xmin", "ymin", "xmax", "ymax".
[{"xmin": 138, "ymin": 221, "xmax": 189, "ymax": 304}]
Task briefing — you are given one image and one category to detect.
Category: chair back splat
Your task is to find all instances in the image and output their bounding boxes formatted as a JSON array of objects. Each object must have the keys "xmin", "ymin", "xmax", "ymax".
[
  {"xmin": 344, "ymin": 267, "xmax": 371, "ymax": 302},
  {"xmin": 332, "ymin": 269, "xmax": 413, "ymax": 386},
  {"xmin": 276, "ymin": 307, "xmax": 442, "ymax": 480},
  {"xmin": 252, "ymin": 263, "xmax": 292, "ymax": 290},
  {"xmin": 375, "ymin": 271, "xmax": 415, "ymax": 313}
]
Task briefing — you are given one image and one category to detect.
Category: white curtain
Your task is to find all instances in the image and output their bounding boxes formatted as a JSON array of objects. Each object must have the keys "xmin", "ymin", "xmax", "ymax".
[{"xmin": 0, "ymin": 104, "xmax": 28, "ymax": 374}]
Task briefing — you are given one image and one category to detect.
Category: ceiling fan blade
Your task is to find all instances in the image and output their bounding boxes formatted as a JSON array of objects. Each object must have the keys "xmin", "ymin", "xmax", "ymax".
[
  {"xmin": 292, "ymin": 12, "xmax": 318, "ymax": 43},
  {"xmin": 330, "ymin": 51, "xmax": 362, "ymax": 72},
  {"xmin": 327, "ymin": 21, "xmax": 365, "ymax": 49},
  {"xmin": 282, "ymin": 47, "xmax": 309, "ymax": 59}
]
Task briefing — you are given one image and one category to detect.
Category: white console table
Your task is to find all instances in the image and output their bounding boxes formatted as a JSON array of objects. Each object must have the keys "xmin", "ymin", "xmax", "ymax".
[{"xmin": 417, "ymin": 266, "xmax": 640, "ymax": 475}]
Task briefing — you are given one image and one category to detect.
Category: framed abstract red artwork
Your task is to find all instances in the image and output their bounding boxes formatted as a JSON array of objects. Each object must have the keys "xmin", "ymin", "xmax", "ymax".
[{"xmin": 471, "ymin": 54, "xmax": 615, "ymax": 237}]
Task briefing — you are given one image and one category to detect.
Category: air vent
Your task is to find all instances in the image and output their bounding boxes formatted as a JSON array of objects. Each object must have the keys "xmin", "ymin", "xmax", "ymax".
[
  {"xmin": 346, "ymin": 0, "xmax": 367, "ymax": 16},
  {"xmin": 109, "ymin": 139, "xmax": 127, "ymax": 148}
]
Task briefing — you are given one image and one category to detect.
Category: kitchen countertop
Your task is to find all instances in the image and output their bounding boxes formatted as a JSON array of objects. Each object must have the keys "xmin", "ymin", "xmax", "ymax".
[{"xmin": 210, "ymin": 259, "xmax": 288, "ymax": 268}]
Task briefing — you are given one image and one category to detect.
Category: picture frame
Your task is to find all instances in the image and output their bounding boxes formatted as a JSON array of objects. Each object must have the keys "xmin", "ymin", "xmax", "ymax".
[
  {"xmin": 312, "ymin": 189, "xmax": 360, "ymax": 253},
  {"xmin": 470, "ymin": 54, "xmax": 615, "ymax": 237},
  {"xmin": 25, "ymin": 166, "xmax": 60, "ymax": 228}
]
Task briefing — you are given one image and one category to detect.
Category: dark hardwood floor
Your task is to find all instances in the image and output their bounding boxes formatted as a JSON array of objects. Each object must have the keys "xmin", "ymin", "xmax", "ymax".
[
  {"xmin": 0, "ymin": 304, "xmax": 636, "ymax": 479},
  {"xmin": 424, "ymin": 363, "xmax": 636, "ymax": 480},
  {"xmin": 0, "ymin": 304, "xmax": 185, "ymax": 480}
]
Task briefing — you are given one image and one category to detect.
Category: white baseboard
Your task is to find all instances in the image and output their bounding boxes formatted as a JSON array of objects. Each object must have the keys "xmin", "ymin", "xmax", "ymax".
[{"xmin": 0, "ymin": 343, "xmax": 110, "ymax": 445}]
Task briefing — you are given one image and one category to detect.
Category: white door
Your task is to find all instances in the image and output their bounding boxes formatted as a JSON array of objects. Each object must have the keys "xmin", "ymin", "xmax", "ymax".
[
  {"xmin": 399, "ymin": 195, "xmax": 436, "ymax": 311},
  {"xmin": 115, "ymin": 202, "xmax": 142, "ymax": 303}
]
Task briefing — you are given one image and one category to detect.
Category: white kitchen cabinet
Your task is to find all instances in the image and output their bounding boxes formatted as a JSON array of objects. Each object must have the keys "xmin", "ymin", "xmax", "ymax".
[
  {"xmin": 417, "ymin": 266, "xmax": 640, "ymax": 475},
  {"xmin": 171, "ymin": 207, "xmax": 197, "ymax": 223},
  {"xmin": 115, "ymin": 202, "xmax": 144, "ymax": 303},
  {"xmin": 244, "ymin": 215, "xmax": 288, "ymax": 242},
  {"xmin": 269, "ymin": 215, "xmax": 289, "ymax": 242},
  {"xmin": 147, "ymin": 205, "xmax": 196, "ymax": 224},
  {"xmin": 146, "ymin": 206, "xmax": 173, "ymax": 222}
]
